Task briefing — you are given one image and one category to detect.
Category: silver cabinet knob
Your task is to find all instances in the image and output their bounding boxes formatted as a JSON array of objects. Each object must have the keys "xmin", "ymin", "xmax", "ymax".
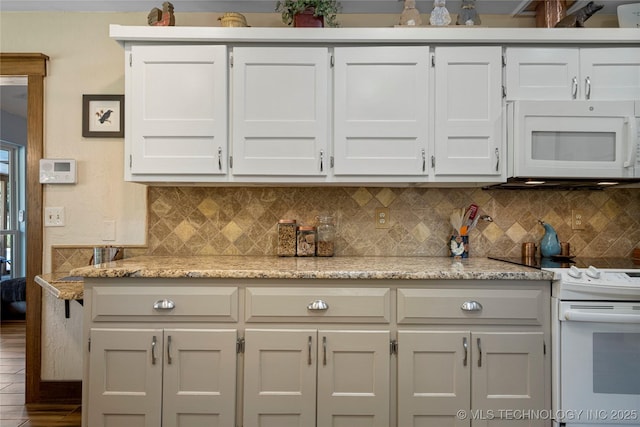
[
  {"xmin": 461, "ymin": 300, "xmax": 483, "ymax": 312},
  {"xmin": 153, "ymin": 299, "xmax": 176, "ymax": 310},
  {"xmin": 307, "ymin": 299, "xmax": 329, "ymax": 311}
]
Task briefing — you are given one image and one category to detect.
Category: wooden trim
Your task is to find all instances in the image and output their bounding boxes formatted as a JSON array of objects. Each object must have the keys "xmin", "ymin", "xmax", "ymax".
[
  {"xmin": 0, "ymin": 53, "xmax": 48, "ymax": 76},
  {"xmin": 0, "ymin": 53, "xmax": 76, "ymax": 404}
]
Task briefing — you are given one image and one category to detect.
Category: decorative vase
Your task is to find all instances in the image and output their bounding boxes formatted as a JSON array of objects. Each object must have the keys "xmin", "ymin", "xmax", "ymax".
[
  {"xmin": 539, "ymin": 220, "xmax": 561, "ymax": 257},
  {"xmin": 294, "ymin": 7, "xmax": 324, "ymax": 27}
]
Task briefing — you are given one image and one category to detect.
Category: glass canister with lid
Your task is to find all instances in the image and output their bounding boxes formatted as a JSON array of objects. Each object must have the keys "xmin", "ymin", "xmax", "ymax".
[
  {"xmin": 277, "ymin": 219, "xmax": 297, "ymax": 257},
  {"xmin": 316, "ymin": 214, "xmax": 335, "ymax": 257}
]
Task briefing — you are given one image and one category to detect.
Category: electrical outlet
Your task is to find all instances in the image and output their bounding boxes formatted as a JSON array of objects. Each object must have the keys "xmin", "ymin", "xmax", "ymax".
[
  {"xmin": 572, "ymin": 210, "xmax": 585, "ymax": 230},
  {"xmin": 375, "ymin": 207, "xmax": 390, "ymax": 229},
  {"xmin": 44, "ymin": 207, "xmax": 65, "ymax": 227}
]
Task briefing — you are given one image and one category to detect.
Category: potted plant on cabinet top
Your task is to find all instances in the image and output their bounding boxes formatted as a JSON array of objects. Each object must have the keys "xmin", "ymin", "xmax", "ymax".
[{"xmin": 275, "ymin": 0, "xmax": 341, "ymax": 27}]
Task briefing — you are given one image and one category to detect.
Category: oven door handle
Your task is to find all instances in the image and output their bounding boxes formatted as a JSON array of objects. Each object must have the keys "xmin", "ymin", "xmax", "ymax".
[{"xmin": 564, "ymin": 310, "xmax": 640, "ymax": 324}]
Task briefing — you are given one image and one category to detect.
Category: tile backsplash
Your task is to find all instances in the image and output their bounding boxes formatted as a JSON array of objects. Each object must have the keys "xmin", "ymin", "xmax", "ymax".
[{"xmin": 146, "ymin": 186, "xmax": 640, "ymax": 259}]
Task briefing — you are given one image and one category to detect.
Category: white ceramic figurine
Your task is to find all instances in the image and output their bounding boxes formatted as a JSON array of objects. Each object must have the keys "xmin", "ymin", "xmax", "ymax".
[{"xmin": 430, "ymin": 0, "xmax": 451, "ymax": 26}]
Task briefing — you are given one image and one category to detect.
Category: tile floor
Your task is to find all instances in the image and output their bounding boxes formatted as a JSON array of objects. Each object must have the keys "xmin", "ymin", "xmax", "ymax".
[{"xmin": 0, "ymin": 321, "xmax": 81, "ymax": 427}]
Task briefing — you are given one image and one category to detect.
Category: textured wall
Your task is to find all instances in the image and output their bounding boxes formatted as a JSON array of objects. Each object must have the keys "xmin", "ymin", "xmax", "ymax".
[{"xmin": 144, "ymin": 186, "xmax": 640, "ymax": 259}]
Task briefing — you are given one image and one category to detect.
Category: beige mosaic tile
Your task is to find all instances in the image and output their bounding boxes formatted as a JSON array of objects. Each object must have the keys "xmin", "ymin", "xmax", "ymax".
[{"xmin": 138, "ymin": 187, "xmax": 640, "ymax": 258}]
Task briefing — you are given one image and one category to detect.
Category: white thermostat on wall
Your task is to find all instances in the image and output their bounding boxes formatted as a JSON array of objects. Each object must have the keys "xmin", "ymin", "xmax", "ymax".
[{"xmin": 39, "ymin": 159, "xmax": 77, "ymax": 184}]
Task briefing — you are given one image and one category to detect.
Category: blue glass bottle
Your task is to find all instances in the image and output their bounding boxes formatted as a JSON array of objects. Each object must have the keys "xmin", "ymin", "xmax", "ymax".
[{"xmin": 539, "ymin": 220, "xmax": 561, "ymax": 258}]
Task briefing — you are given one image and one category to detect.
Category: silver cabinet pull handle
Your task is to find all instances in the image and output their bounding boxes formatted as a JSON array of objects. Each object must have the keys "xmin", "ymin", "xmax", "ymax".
[
  {"xmin": 323, "ymin": 336, "xmax": 327, "ymax": 366},
  {"xmin": 585, "ymin": 76, "xmax": 591, "ymax": 100},
  {"xmin": 571, "ymin": 76, "xmax": 578, "ymax": 99},
  {"xmin": 463, "ymin": 337, "xmax": 468, "ymax": 366},
  {"xmin": 151, "ymin": 335, "xmax": 157, "ymax": 365},
  {"xmin": 461, "ymin": 301, "xmax": 483, "ymax": 312},
  {"xmin": 153, "ymin": 299, "xmax": 175, "ymax": 310},
  {"xmin": 422, "ymin": 149, "xmax": 426, "ymax": 172},
  {"xmin": 477, "ymin": 337, "xmax": 482, "ymax": 367},
  {"xmin": 495, "ymin": 148, "xmax": 500, "ymax": 172},
  {"xmin": 307, "ymin": 300, "xmax": 329, "ymax": 311},
  {"xmin": 167, "ymin": 335, "xmax": 173, "ymax": 365},
  {"xmin": 217, "ymin": 146, "xmax": 222, "ymax": 171},
  {"xmin": 308, "ymin": 336, "xmax": 312, "ymax": 366},
  {"xmin": 320, "ymin": 149, "xmax": 324, "ymax": 173}
]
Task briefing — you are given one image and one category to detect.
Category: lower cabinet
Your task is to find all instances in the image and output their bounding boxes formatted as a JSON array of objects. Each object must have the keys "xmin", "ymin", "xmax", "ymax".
[
  {"xmin": 87, "ymin": 328, "xmax": 237, "ymax": 427},
  {"xmin": 243, "ymin": 328, "xmax": 391, "ymax": 427},
  {"xmin": 398, "ymin": 330, "xmax": 545, "ymax": 427}
]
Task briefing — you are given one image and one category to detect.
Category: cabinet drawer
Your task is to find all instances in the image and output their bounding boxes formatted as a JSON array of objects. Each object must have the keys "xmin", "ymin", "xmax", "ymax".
[
  {"xmin": 397, "ymin": 288, "xmax": 545, "ymax": 325},
  {"xmin": 91, "ymin": 286, "xmax": 238, "ymax": 322},
  {"xmin": 246, "ymin": 287, "xmax": 391, "ymax": 323}
]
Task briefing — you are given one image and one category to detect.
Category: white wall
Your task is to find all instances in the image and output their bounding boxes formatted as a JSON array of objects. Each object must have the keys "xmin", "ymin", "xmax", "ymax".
[{"xmin": 0, "ymin": 9, "xmax": 616, "ymax": 380}]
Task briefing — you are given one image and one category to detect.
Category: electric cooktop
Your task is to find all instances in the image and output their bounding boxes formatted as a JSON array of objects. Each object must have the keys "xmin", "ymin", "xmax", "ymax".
[{"xmin": 489, "ymin": 256, "xmax": 640, "ymax": 270}]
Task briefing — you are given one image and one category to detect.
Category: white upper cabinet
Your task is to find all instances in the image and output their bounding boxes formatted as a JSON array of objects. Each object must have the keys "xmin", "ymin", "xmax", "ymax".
[
  {"xmin": 333, "ymin": 46, "xmax": 430, "ymax": 179},
  {"xmin": 231, "ymin": 47, "xmax": 330, "ymax": 179},
  {"xmin": 506, "ymin": 47, "xmax": 640, "ymax": 100},
  {"xmin": 127, "ymin": 44, "xmax": 228, "ymax": 182},
  {"xmin": 432, "ymin": 46, "xmax": 504, "ymax": 180}
]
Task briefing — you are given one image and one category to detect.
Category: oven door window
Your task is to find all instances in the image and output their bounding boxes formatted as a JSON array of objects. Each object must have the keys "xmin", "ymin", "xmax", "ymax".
[
  {"xmin": 561, "ymin": 320, "xmax": 640, "ymax": 417},
  {"xmin": 593, "ymin": 332, "xmax": 640, "ymax": 395}
]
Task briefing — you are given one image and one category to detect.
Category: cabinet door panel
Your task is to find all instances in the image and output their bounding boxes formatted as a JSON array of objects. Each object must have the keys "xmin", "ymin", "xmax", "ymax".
[
  {"xmin": 333, "ymin": 46, "xmax": 429, "ymax": 176},
  {"xmin": 130, "ymin": 45, "xmax": 227, "ymax": 175},
  {"xmin": 398, "ymin": 331, "xmax": 470, "ymax": 427},
  {"xmin": 580, "ymin": 48, "xmax": 640, "ymax": 100},
  {"xmin": 88, "ymin": 328, "xmax": 163, "ymax": 427},
  {"xmin": 505, "ymin": 48, "xmax": 579, "ymax": 100},
  {"xmin": 243, "ymin": 329, "xmax": 317, "ymax": 427},
  {"xmin": 317, "ymin": 330, "xmax": 390, "ymax": 427},
  {"xmin": 434, "ymin": 47, "xmax": 503, "ymax": 177},
  {"xmin": 232, "ymin": 47, "xmax": 329, "ymax": 176},
  {"xmin": 472, "ymin": 332, "xmax": 545, "ymax": 422},
  {"xmin": 162, "ymin": 329, "xmax": 237, "ymax": 427}
]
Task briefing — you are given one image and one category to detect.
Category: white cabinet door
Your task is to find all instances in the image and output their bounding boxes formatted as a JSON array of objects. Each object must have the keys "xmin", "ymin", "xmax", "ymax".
[
  {"xmin": 580, "ymin": 48, "xmax": 640, "ymax": 101},
  {"xmin": 506, "ymin": 47, "xmax": 640, "ymax": 101},
  {"xmin": 471, "ymin": 332, "xmax": 545, "ymax": 427},
  {"xmin": 129, "ymin": 45, "xmax": 228, "ymax": 177},
  {"xmin": 397, "ymin": 331, "xmax": 470, "ymax": 427},
  {"xmin": 231, "ymin": 47, "xmax": 330, "ymax": 177},
  {"xmin": 243, "ymin": 329, "xmax": 317, "ymax": 427},
  {"xmin": 317, "ymin": 330, "xmax": 390, "ymax": 427},
  {"xmin": 433, "ymin": 47, "xmax": 503, "ymax": 178},
  {"xmin": 505, "ymin": 48, "xmax": 579, "ymax": 100},
  {"xmin": 162, "ymin": 329, "xmax": 237, "ymax": 427},
  {"xmin": 88, "ymin": 328, "xmax": 163, "ymax": 427},
  {"xmin": 333, "ymin": 46, "xmax": 429, "ymax": 177}
]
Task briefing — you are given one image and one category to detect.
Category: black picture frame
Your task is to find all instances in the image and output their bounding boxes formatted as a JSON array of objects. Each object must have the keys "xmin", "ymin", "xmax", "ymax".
[{"xmin": 82, "ymin": 94, "xmax": 124, "ymax": 138}]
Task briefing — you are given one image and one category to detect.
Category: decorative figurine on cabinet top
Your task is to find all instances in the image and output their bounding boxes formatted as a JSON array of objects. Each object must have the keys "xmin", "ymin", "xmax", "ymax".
[
  {"xmin": 148, "ymin": 1, "xmax": 175, "ymax": 26},
  {"xmin": 399, "ymin": 0, "xmax": 423, "ymax": 26},
  {"xmin": 554, "ymin": 1, "xmax": 603, "ymax": 27},
  {"xmin": 456, "ymin": 0, "xmax": 481, "ymax": 26},
  {"xmin": 430, "ymin": 0, "xmax": 451, "ymax": 26}
]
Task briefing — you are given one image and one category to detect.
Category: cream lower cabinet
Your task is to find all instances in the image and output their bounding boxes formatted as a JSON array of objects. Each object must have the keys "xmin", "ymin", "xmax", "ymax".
[
  {"xmin": 88, "ymin": 328, "xmax": 237, "ymax": 427},
  {"xmin": 397, "ymin": 285, "xmax": 550, "ymax": 427},
  {"xmin": 243, "ymin": 329, "xmax": 391, "ymax": 427}
]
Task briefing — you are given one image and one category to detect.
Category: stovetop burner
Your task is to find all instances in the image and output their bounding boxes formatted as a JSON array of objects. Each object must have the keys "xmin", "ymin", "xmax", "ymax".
[{"xmin": 489, "ymin": 256, "xmax": 640, "ymax": 270}]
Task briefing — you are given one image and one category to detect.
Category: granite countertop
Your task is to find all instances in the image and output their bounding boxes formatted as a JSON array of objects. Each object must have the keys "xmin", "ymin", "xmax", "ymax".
[
  {"xmin": 70, "ymin": 256, "xmax": 553, "ymax": 281},
  {"xmin": 35, "ymin": 273, "xmax": 84, "ymax": 300}
]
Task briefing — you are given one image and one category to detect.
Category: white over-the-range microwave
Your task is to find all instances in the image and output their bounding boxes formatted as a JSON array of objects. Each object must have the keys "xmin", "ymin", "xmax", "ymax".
[{"xmin": 507, "ymin": 100, "xmax": 640, "ymax": 186}]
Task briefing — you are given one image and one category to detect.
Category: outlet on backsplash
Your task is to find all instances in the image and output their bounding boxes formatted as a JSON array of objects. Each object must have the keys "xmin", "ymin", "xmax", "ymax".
[
  {"xmin": 375, "ymin": 207, "xmax": 390, "ymax": 229},
  {"xmin": 572, "ymin": 210, "xmax": 585, "ymax": 230}
]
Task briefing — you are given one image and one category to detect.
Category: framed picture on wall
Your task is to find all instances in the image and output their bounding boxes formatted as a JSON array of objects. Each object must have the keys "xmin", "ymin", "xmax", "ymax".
[{"xmin": 82, "ymin": 94, "xmax": 124, "ymax": 138}]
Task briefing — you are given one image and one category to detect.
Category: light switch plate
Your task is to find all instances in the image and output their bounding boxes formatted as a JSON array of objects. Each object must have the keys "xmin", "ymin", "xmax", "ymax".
[{"xmin": 44, "ymin": 207, "xmax": 65, "ymax": 227}]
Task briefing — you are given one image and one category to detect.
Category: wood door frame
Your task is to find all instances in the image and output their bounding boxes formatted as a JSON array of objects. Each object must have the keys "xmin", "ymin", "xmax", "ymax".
[{"xmin": 1, "ymin": 53, "xmax": 81, "ymax": 403}]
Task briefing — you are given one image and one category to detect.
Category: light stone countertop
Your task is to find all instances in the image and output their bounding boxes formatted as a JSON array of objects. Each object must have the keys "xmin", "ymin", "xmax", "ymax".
[
  {"xmin": 38, "ymin": 256, "xmax": 552, "ymax": 301},
  {"xmin": 69, "ymin": 256, "xmax": 553, "ymax": 281}
]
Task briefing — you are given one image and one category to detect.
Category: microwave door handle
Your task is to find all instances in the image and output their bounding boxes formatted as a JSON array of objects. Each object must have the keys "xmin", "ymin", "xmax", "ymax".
[
  {"xmin": 624, "ymin": 116, "xmax": 637, "ymax": 168},
  {"xmin": 564, "ymin": 310, "xmax": 640, "ymax": 324}
]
